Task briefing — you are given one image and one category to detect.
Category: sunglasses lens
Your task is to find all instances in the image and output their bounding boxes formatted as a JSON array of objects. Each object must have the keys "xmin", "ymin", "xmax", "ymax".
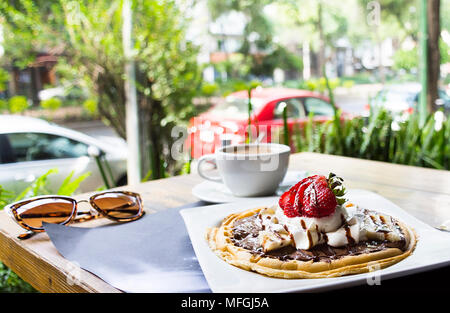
[
  {"xmin": 15, "ymin": 198, "xmax": 75, "ymax": 229},
  {"xmin": 92, "ymin": 192, "xmax": 141, "ymax": 219}
]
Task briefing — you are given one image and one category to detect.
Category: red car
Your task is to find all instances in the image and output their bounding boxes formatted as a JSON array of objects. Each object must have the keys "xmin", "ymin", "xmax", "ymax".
[{"xmin": 188, "ymin": 87, "xmax": 350, "ymax": 158}]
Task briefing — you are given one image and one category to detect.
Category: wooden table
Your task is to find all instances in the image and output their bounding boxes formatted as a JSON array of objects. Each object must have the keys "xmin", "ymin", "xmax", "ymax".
[{"xmin": 0, "ymin": 152, "xmax": 449, "ymax": 293}]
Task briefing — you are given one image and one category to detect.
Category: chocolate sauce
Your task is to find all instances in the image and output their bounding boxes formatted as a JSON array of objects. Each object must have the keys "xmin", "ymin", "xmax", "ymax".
[
  {"xmin": 315, "ymin": 225, "xmax": 322, "ymax": 241},
  {"xmin": 258, "ymin": 214, "xmax": 265, "ymax": 231},
  {"xmin": 322, "ymin": 232, "xmax": 328, "ymax": 243},
  {"xmin": 344, "ymin": 225, "xmax": 356, "ymax": 245},
  {"xmin": 283, "ymin": 224, "xmax": 295, "ymax": 242},
  {"xmin": 232, "ymin": 213, "xmax": 406, "ymax": 263},
  {"xmin": 300, "ymin": 220, "xmax": 307, "ymax": 230}
]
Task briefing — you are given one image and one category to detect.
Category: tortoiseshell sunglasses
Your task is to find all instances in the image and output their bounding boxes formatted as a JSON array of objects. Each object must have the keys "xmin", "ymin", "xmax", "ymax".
[{"xmin": 5, "ymin": 191, "xmax": 145, "ymax": 240}]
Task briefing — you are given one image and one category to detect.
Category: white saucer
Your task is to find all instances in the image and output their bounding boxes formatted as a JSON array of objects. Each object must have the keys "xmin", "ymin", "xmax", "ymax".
[{"xmin": 192, "ymin": 170, "xmax": 308, "ymax": 203}]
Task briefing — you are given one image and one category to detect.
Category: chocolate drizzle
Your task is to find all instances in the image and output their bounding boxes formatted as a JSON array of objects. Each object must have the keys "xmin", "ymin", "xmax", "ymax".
[
  {"xmin": 315, "ymin": 225, "xmax": 321, "ymax": 241},
  {"xmin": 232, "ymin": 213, "xmax": 406, "ymax": 263},
  {"xmin": 257, "ymin": 213, "xmax": 264, "ymax": 231},
  {"xmin": 300, "ymin": 220, "xmax": 307, "ymax": 230},
  {"xmin": 344, "ymin": 225, "xmax": 356, "ymax": 245}
]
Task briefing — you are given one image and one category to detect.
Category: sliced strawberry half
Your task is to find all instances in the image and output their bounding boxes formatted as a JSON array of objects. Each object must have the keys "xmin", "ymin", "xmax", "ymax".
[
  {"xmin": 301, "ymin": 174, "xmax": 346, "ymax": 218},
  {"xmin": 302, "ymin": 177, "xmax": 337, "ymax": 217},
  {"xmin": 279, "ymin": 175, "xmax": 318, "ymax": 218},
  {"xmin": 279, "ymin": 187, "xmax": 299, "ymax": 217},
  {"xmin": 278, "ymin": 173, "xmax": 346, "ymax": 219},
  {"xmin": 278, "ymin": 191, "xmax": 291, "ymax": 210}
]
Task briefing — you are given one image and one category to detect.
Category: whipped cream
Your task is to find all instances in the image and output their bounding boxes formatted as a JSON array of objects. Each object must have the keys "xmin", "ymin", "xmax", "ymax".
[
  {"xmin": 257, "ymin": 204, "xmax": 404, "ymax": 252},
  {"xmin": 274, "ymin": 204, "xmax": 350, "ymax": 249}
]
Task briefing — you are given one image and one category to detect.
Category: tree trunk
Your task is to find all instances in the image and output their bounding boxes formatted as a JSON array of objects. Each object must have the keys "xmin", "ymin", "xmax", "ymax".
[
  {"xmin": 426, "ymin": 0, "xmax": 440, "ymax": 112},
  {"xmin": 302, "ymin": 41, "xmax": 311, "ymax": 80}
]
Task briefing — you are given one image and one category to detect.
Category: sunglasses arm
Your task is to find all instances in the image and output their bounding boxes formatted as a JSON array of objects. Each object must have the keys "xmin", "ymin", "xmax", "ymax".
[{"xmin": 17, "ymin": 230, "xmax": 37, "ymax": 240}]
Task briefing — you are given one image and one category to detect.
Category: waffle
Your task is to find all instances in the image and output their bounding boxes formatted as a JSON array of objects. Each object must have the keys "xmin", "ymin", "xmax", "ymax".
[{"xmin": 206, "ymin": 207, "xmax": 417, "ymax": 279}]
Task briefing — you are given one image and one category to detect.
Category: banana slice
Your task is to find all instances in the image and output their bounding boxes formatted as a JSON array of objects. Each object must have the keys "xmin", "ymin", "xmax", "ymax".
[
  {"xmin": 257, "ymin": 207, "xmax": 293, "ymax": 252},
  {"xmin": 361, "ymin": 211, "xmax": 404, "ymax": 242},
  {"xmin": 255, "ymin": 206, "xmax": 405, "ymax": 252},
  {"xmin": 258, "ymin": 230, "xmax": 292, "ymax": 252}
]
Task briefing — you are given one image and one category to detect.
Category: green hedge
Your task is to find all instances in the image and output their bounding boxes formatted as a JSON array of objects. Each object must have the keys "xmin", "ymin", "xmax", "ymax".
[{"xmin": 280, "ymin": 108, "xmax": 449, "ymax": 170}]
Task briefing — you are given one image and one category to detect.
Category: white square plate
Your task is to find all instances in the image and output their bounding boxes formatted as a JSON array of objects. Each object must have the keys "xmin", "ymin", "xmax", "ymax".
[{"xmin": 180, "ymin": 189, "xmax": 450, "ymax": 293}]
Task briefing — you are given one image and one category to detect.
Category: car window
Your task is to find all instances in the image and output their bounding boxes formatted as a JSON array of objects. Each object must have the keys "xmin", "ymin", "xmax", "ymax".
[
  {"xmin": 274, "ymin": 98, "xmax": 306, "ymax": 119},
  {"xmin": 375, "ymin": 90, "xmax": 416, "ymax": 107},
  {"xmin": 304, "ymin": 97, "xmax": 334, "ymax": 116},
  {"xmin": 5, "ymin": 133, "xmax": 89, "ymax": 163},
  {"xmin": 0, "ymin": 134, "xmax": 16, "ymax": 164}
]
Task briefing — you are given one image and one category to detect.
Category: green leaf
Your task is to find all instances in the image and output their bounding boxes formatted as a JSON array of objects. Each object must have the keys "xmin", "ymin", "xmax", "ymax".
[
  {"xmin": 57, "ymin": 171, "xmax": 91, "ymax": 196},
  {"xmin": 14, "ymin": 168, "xmax": 58, "ymax": 202}
]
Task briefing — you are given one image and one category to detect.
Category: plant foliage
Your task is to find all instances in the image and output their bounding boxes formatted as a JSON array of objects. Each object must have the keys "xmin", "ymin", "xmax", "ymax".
[
  {"xmin": 0, "ymin": 169, "xmax": 90, "ymax": 293},
  {"xmin": 286, "ymin": 108, "xmax": 449, "ymax": 170},
  {"xmin": 0, "ymin": 0, "xmax": 203, "ymax": 178}
]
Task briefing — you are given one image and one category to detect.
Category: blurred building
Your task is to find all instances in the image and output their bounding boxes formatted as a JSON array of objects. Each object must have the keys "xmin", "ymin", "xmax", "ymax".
[
  {"xmin": 186, "ymin": 0, "xmax": 247, "ymax": 82},
  {"xmin": 7, "ymin": 51, "xmax": 59, "ymax": 105}
]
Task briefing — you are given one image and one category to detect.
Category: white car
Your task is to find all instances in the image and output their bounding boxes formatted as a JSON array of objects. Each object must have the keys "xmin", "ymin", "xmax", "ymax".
[
  {"xmin": 0, "ymin": 115, "xmax": 128, "ymax": 194},
  {"xmin": 371, "ymin": 83, "xmax": 450, "ymax": 115}
]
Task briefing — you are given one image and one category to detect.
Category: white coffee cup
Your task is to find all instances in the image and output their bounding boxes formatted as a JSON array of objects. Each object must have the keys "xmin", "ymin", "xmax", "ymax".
[{"xmin": 197, "ymin": 143, "xmax": 291, "ymax": 197}]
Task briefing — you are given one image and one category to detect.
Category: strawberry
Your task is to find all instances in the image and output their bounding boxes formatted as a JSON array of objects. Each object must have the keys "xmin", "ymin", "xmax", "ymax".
[
  {"xmin": 279, "ymin": 175, "xmax": 318, "ymax": 218},
  {"xmin": 292, "ymin": 176, "xmax": 316, "ymax": 213},
  {"xmin": 301, "ymin": 174, "xmax": 346, "ymax": 218},
  {"xmin": 278, "ymin": 191, "xmax": 291, "ymax": 211},
  {"xmin": 302, "ymin": 177, "xmax": 337, "ymax": 217},
  {"xmin": 279, "ymin": 186, "xmax": 299, "ymax": 217},
  {"xmin": 278, "ymin": 173, "xmax": 346, "ymax": 219}
]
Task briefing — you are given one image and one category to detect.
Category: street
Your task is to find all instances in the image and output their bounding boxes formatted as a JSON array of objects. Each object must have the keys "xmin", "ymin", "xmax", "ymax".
[
  {"xmin": 64, "ymin": 84, "xmax": 378, "ymax": 140},
  {"xmin": 334, "ymin": 83, "xmax": 382, "ymax": 115},
  {"xmin": 62, "ymin": 119, "xmax": 120, "ymax": 140}
]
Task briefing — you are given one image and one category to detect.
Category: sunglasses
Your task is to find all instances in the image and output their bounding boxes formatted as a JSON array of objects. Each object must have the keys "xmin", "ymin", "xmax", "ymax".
[{"xmin": 5, "ymin": 191, "xmax": 145, "ymax": 240}]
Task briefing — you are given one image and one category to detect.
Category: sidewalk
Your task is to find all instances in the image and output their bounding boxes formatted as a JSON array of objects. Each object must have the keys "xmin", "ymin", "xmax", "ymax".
[
  {"xmin": 61, "ymin": 119, "xmax": 119, "ymax": 139},
  {"xmin": 22, "ymin": 106, "xmax": 88, "ymax": 122}
]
